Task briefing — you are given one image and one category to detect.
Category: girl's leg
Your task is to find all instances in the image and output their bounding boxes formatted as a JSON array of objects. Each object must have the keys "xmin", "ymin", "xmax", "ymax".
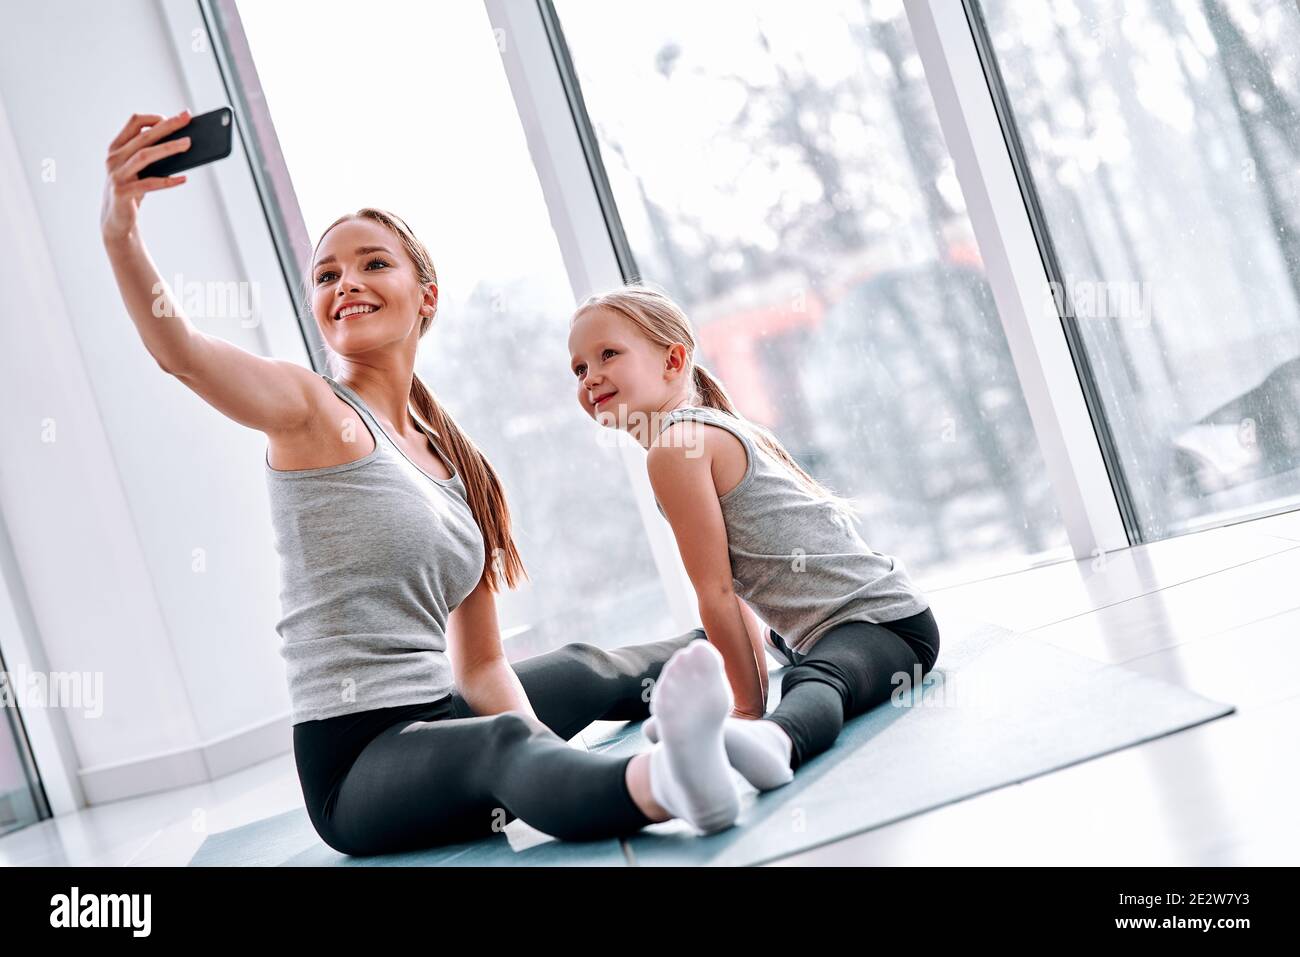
[
  {"xmin": 461, "ymin": 628, "xmax": 706, "ymax": 740},
  {"xmin": 321, "ymin": 709, "xmax": 659, "ymax": 855},
  {"xmin": 644, "ymin": 609, "xmax": 943, "ymax": 786},
  {"xmin": 766, "ymin": 607, "xmax": 941, "ymax": 771}
]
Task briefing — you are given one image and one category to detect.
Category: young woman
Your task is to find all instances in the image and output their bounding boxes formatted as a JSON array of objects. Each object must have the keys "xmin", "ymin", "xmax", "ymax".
[
  {"xmin": 567, "ymin": 283, "xmax": 943, "ymax": 792},
  {"xmin": 100, "ymin": 110, "xmax": 745, "ymax": 852}
]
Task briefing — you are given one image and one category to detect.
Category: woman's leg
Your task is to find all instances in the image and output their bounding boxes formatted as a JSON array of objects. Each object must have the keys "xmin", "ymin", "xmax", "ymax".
[
  {"xmin": 468, "ymin": 628, "xmax": 706, "ymax": 740},
  {"xmin": 301, "ymin": 636, "xmax": 738, "ymax": 855},
  {"xmin": 319, "ymin": 709, "xmax": 658, "ymax": 855},
  {"xmin": 765, "ymin": 607, "xmax": 942, "ymax": 771}
]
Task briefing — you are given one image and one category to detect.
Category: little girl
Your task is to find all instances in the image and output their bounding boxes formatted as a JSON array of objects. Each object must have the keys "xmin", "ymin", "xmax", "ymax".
[{"xmin": 568, "ymin": 283, "xmax": 942, "ymax": 794}]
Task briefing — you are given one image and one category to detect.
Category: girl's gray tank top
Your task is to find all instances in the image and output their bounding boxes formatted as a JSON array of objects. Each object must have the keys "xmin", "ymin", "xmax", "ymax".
[
  {"xmin": 655, "ymin": 406, "xmax": 929, "ymax": 656},
  {"xmin": 264, "ymin": 374, "xmax": 486, "ymax": 724}
]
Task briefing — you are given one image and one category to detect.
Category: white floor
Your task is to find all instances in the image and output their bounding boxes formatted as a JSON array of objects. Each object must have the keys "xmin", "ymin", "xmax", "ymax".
[{"xmin": 4, "ymin": 511, "xmax": 1299, "ymax": 866}]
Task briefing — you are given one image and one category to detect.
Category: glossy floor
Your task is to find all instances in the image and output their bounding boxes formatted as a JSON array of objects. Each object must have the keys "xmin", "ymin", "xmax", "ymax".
[{"xmin": 3, "ymin": 511, "xmax": 1298, "ymax": 866}]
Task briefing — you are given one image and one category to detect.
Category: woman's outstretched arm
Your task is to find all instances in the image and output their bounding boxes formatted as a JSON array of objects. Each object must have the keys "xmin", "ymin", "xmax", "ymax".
[{"xmin": 100, "ymin": 110, "xmax": 316, "ymax": 437}]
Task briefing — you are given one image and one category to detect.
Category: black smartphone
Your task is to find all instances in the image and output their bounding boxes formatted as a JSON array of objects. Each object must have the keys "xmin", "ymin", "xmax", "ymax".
[{"xmin": 136, "ymin": 107, "xmax": 233, "ymax": 179}]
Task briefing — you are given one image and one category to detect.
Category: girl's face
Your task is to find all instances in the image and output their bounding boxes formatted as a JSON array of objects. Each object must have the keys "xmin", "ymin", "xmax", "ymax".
[
  {"xmin": 310, "ymin": 218, "xmax": 436, "ymax": 357},
  {"xmin": 569, "ymin": 306, "xmax": 675, "ymax": 429}
]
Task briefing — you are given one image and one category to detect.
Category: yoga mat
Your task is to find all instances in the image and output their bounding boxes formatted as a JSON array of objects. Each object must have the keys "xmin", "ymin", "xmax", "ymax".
[
  {"xmin": 188, "ymin": 805, "xmax": 628, "ymax": 867},
  {"xmin": 598, "ymin": 618, "xmax": 1235, "ymax": 866},
  {"xmin": 189, "ymin": 617, "xmax": 1233, "ymax": 866},
  {"xmin": 187, "ymin": 806, "xmax": 324, "ymax": 867}
]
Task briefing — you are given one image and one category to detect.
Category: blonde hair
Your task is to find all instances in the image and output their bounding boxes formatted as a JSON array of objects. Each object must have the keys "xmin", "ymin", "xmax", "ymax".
[
  {"xmin": 573, "ymin": 281, "xmax": 859, "ymax": 522},
  {"xmin": 307, "ymin": 208, "xmax": 527, "ymax": 592}
]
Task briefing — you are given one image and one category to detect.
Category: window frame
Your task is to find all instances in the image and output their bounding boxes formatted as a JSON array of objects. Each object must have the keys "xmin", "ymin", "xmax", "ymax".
[
  {"xmin": 508, "ymin": 0, "xmax": 1131, "ymax": 561},
  {"xmin": 210, "ymin": 0, "xmax": 1300, "ymax": 578},
  {"xmin": 952, "ymin": 0, "xmax": 1300, "ymax": 544}
]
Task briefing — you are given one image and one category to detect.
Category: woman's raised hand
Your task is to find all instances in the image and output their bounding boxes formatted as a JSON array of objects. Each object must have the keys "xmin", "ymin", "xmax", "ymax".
[{"xmin": 100, "ymin": 111, "xmax": 193, "ymax": 243}]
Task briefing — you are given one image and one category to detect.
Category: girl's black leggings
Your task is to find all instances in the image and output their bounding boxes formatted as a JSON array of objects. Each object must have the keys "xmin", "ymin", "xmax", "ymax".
[
  {"xmin": 764, "ymin": 606, "xmax": 942, "ymax": 771},
  {"xmin": 293, "ymin": 608, "xmax": 941, "ymax": 856}
]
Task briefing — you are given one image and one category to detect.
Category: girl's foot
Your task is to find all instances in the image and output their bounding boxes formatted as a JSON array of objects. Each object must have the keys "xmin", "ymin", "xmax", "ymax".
[
  {"xmin": 645, "ymin": 713, "xmax": 794, "ymax": 791},
  {"xmin": 646, "ymin": 640, "xmax": 741, "ymax": 834}
]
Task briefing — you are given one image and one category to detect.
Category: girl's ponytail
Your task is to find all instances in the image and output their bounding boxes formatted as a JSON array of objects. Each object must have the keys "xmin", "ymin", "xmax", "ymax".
[
  {"xmin": 695, "ymin": 364, "xmax": 859, "ymax": 524},
  {"xmin": 691, "ymin": 364, "xmax": 738, "ymax": 415}
]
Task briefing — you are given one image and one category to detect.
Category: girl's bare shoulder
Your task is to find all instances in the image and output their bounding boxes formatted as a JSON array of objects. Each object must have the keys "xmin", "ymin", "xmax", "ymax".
[{"xmin": 650, "ymin": 416, "xmax": 747, "ymax": 498}]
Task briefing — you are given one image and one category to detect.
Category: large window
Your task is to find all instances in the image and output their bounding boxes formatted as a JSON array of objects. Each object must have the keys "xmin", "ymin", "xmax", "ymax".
[
  {"xmin": 554, "ymin": 0, "xmax": 1070, "ymax": 585},
  {"xmin": 228, "ymin": 0, "xmax": 1300, "ymax": 612},
  {"xmin": 236, "ymin": 1, "xmax": 677, "ymax": 655},
  {"xmin": 978, "ymin": 0, "xmax": 1300, "ymax": 539}
]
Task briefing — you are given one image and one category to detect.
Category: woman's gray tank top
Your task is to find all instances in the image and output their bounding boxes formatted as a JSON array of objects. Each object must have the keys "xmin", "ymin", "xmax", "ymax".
[
  {"xmin": 655, "ymin": 406, "xmax": 929, "ymax": 656},
  {"xmin": 264, "ymin": 374, "xmax": 486, "ymax": 724}
]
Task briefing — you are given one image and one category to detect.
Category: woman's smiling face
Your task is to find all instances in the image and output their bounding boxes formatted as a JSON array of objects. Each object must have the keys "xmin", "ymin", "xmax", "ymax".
[{"xmin": 311, "ymin": 217, "xmax": 435, "ymax": 355}]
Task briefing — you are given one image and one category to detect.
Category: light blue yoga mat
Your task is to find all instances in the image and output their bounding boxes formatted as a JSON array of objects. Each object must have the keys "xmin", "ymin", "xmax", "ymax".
[
  {"xmin": 189, "ymin": 617, "xmax": 1234, "ymax": 866},
  {"xmin": 187, "ymin": 804, "xmax": 629, "ymax": 867},
  {"xmin": 603, "ymin": 619, "xmax": 1235, "ymax": 865}
]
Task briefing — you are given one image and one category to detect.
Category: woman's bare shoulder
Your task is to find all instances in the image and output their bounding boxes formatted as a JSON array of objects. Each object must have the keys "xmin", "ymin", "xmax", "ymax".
[{"xmin": 265, "ymin": 371, "xmax": 377, "ymax": 471}]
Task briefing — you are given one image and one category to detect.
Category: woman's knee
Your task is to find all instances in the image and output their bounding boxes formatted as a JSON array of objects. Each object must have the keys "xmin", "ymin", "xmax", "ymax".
[
  {"xmin": 559, "ymin": 640, "xmax": 616, "ymax": 676},
  {"xmin": 484, "ymin": 710, "xmax": 550, "ymax": 754}
]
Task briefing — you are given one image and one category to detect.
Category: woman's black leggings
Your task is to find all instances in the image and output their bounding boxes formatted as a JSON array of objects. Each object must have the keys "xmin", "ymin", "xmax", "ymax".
[
  {"xmin": 293, "ymin": 630, "xmax": 702, "ymax": 856},
  {"xmin": 293, "ymin": 608, "xmax": 941, "ymax": 856}
]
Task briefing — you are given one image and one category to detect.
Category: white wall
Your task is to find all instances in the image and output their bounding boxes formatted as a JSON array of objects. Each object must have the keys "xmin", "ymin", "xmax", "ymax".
[{"xmin": 0, "ymin": 0, "xmax": 310, "ymax": 810}]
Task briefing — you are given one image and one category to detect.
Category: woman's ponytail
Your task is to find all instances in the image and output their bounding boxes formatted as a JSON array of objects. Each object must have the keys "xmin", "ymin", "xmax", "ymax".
[
  {"xmin": 409, "ymin": 372, "xmax": 527, "ymax": 592},
  {"xmin": 309, "ymin": 207, "xmax": 529, "ymax": 592}
]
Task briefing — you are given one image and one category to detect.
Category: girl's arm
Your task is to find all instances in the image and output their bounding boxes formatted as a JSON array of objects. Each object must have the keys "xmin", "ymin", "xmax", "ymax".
[
  {"xmin": 647, "ymin": 432, "xmax": 767, "ymax": 718},
  {"xmin": 736, "ymin": 597, "xmax": 770, "ymax": 704},
  {"xmin": 446, "ymin": 568, "xmax": 538, "ymax": 719}
]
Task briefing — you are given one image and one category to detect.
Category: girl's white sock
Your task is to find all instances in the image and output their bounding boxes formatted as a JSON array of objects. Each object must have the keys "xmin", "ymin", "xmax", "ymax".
[{"xmin": 645, "ymin": 713, "xmax": 794, "ymax": 791}]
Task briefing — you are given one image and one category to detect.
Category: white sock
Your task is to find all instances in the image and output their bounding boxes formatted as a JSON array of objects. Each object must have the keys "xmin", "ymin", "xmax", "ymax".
[
  {"xmin": 645, "ymin": 640, "xmax": 741, "ymax": 834},
  {"xmin": 645, "ymin": 713, "xmax": 794, "ymax": 791}
]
